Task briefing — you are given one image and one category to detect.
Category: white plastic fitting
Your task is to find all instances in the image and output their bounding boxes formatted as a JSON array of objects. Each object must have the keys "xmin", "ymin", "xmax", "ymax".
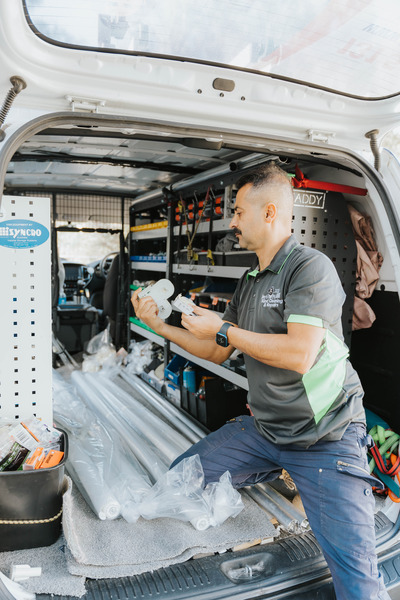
[
  {"xmin": 138, "ymin": 279, "xmax": 174, "ymax": 319},
  {"xmin": 10, "ymin": 564, "xmax": 42, "ymax": 582},
  {"xmin": 171, "ymin": 293, "xmax": 197, "ymax": 315}
]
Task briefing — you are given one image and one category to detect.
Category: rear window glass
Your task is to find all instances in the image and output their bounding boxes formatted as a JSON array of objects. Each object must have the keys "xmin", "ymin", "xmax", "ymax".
[
  {"xmin": 24, "ymin": 0, "xmax": 400, "ymax": 99},
  {"xmin": 58, "ymin": 230, "xmax": 119, "ymax": 264}
]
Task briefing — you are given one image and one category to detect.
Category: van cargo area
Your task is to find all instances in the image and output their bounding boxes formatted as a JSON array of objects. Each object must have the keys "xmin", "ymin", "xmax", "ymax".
[{"xmin": 0, "ymin": 119, "xmax": 400, "ymax": 600}]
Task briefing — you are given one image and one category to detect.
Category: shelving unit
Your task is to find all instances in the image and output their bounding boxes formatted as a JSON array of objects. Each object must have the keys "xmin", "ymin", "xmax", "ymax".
[
  {"xmin": 129, "ymin": 319, "xmax": 164, "ymax": 345},
  {"xmin": 129, "ymin": 320, "xmax": 248, "ymax": 391},
  {"xmin": 128, "ymin": 176, "xmax": 251, "ymax": 429},
  {"xmin": 130, "ymin": 228, "xmax": 168, "ymax": 240},
  {"xmin": 169, "ymin": 343, "xmax": 249, "ymax": 391},
  {"xmin": 130, "ymin": 217, "xmax": 231, "ymax": 241},
  {"xmin": 130, "ymin": 261, "xmax": 167, "ymax": 272},
  {"xmin": 172, "ymin": 264, "xmax": 247, "ymax": 278}
]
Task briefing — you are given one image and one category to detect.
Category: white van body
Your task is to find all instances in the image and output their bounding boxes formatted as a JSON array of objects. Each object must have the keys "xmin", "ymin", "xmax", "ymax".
[{"xmin": 1, "ymin": 1, "xmax": 400, "ymax": 598}]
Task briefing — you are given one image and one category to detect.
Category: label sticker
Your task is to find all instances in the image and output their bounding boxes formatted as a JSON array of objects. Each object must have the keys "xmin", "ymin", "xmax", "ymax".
[
  {"xmin": 294, "ymin": 189, "xmax": 326, "ymax": 209},
  {"xmin": 0, "ymin": 219, "xmax": 49, "ymax": 249}
]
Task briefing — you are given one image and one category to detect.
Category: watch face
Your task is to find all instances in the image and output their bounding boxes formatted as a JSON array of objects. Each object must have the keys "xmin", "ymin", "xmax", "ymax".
[{"xmin": 216, "ymin": 332, "xmax": 228, "ymax": 347}]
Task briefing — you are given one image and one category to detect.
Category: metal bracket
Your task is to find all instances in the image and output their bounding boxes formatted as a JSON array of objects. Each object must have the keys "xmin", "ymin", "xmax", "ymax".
[
  {"xmin": 65, "ymin": 95, "xmax": 106, "ymax": 113},
  {"xmin": 307, "ymin": 130, "xmax": 336, "ymax": 143}
]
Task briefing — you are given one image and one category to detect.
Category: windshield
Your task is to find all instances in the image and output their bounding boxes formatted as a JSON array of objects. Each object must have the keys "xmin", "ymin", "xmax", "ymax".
[{"xmin": 24, "ymin": 0, "xmax": 400, "ymax": 99}]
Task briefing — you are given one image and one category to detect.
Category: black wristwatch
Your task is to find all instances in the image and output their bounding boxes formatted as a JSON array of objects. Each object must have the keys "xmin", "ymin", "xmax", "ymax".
[{"xmin": 216, "ymin": 322, "xmax": 232, "ymax": 347}]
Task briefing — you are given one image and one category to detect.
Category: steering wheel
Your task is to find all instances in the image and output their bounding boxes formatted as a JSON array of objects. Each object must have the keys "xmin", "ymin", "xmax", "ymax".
[{"xmin": 99, "ymin": 252, "xmax": 119, "ymax": 279}]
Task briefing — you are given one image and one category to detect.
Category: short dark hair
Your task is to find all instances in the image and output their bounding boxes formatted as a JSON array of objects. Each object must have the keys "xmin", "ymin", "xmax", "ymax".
[{"xmin": 235, "ymin": 162, "xmax": 292, "ymax": 191}]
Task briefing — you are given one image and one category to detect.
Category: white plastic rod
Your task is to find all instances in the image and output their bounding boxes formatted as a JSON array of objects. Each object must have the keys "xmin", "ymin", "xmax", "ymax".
[
  {"xmin": 119, "ymin": 371, "xmax": 205, "ymax": 442},
  {"xmin": 98, "ymin": 374, "xmax": 191, "ymax": 455},
  {"xmin": 71, "ymin": 371, "xmax": 168, "ymax": 481},
  {"xmin": 68, "ymin": 441, "xmax": 121, "ymax": 520},
  {"xmin": 86, "ymin": 373, "xmax": 187, "ymax": 464}
]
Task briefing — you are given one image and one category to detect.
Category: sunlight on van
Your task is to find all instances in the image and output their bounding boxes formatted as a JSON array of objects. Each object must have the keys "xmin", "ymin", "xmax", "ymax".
[{"xmin": 24, "ymin": 0, "xmax": 400, "ymax": 98}]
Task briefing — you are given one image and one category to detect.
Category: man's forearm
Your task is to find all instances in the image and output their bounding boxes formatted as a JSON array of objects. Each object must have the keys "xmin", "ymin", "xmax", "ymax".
[
  {"xmin": 157, "ymin": 321, "xmax": 225, "ymax": 363},
  {"xmin": 226, "ymin": 322, "xmax": 325, "ymax": 374}
]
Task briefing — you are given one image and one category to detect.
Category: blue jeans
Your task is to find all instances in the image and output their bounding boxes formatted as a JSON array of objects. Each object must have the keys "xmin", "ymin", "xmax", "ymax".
[{"xmin": 170, "ymin": 416, "xmax": 390, "ymax": 600}]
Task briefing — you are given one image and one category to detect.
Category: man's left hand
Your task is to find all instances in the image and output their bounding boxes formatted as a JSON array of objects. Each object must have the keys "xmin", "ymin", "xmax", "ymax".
[{"xmin": 181, "ymin": 305, "xmax": 223, "ymax": 340}]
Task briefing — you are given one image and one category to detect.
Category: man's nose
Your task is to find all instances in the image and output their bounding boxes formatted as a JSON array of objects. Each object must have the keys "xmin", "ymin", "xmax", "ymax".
[{"xmin": 229, "ymin": 215, "xmax": 237, "ymax": 229}]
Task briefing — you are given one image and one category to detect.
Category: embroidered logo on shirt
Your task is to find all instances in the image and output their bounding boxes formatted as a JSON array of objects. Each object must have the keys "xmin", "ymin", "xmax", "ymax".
[{"xmin": 261, "ymin": 288, "xmax": 283, "ymax": 308}]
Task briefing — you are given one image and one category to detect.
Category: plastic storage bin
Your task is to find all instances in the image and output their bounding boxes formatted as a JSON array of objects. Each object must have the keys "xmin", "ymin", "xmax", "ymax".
[
  {"xmin": 0, "ymin": 430, "xmax": 68, "ymax": 552},
  {"xmin": 164, "ymin": 354, "xmax": 187, "ymax": 386}
]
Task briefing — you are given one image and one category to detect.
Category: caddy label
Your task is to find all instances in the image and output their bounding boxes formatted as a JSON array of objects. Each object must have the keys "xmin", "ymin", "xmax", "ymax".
[
  {"xmin": 0, "ymin": 219, "xmax": 49, "ymax": 249},
  {"xmin": 294, "ymin": 189, "xmax": 326, "ymax": 209}
]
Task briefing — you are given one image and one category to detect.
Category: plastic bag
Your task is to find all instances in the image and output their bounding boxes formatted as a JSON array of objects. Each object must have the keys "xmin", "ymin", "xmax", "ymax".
[
  {"xmin": 86, "ymin": 328, "xmax": 113, "ymax": 355},
  {"xmin": 54, "ymin": 369, "xmax": 152, "ymax": 521},
  {"xmin": 203, "ymin": 471, "xmax": 244, "ymax": 526},
  {"xmin": 138, "ymin": 455, "xmax": 244, "ymax": 530},
  {"xmin": 82, "ymin": 327, "xmax": 125, "ymax": 373},
  {"xmin": 139, "ymin": 454, "xmax": 211, "ymax": 529},
  {"xmin": 125, "ymin": 340, "xmax": 153, "ymax": 375}
]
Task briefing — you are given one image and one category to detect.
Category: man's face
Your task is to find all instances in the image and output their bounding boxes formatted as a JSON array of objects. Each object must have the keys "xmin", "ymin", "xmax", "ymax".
[{"xmin": 229, "ymin": 184, "xmax": 265, "ymax": 251}]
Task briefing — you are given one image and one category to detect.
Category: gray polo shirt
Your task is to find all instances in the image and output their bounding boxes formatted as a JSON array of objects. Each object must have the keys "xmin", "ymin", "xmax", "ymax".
[{"xmin": 223, "ymin": 235, "xmax": 365, "ymax": 448}]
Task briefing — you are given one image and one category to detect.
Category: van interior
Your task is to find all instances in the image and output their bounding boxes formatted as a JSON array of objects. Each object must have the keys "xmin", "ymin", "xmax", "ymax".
[
  {"xmin": 5, "ymin": 124, "xmax": 398, "ymax": 422},
  {"xmin": 3, "ymin": 120, "xmax": 400, "ymax": 598}
]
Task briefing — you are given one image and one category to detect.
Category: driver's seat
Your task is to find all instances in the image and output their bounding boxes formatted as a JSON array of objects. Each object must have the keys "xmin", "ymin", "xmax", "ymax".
[{"xmin": 103, "ymin": 253, "xmax": 120, "ymax": 342}]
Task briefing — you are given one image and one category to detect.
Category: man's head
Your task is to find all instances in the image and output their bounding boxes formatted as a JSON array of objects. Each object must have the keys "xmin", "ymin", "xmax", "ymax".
[{"xmin": 230, "ymin": 162, "xmax": 294, "ymax": 252}]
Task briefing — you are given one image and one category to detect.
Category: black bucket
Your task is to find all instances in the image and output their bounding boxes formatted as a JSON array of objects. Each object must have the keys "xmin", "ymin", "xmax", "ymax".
[{"xmin": 0, "ymin": 430, "xmax": 68, "ymax": 551}]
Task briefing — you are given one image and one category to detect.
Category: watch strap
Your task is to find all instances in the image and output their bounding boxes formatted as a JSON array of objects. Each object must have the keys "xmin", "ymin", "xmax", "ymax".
[{"xmin": 218, "ymin": 322, "xmax": 232, "ymax": 337}]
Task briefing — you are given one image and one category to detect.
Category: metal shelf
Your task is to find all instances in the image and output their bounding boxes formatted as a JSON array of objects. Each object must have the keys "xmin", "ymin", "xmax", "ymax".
[
  {"xmin": 130, "ymin": 324, "xmax": 248, "ymax": 391},
  {"xmin": 172, "ymin": 218, "xmax": 232, "ymax": 237},
  {"xmin": 131, "ymin": 261, "xmax": 167, "ymax": 272},
  {"xmin": 131, "ymin": 228, "xmax": 168, "ymax": 240},
  {"xmin": 172, "ymin": 263, "xmax": 247, "ymax": 278},
  {"xmin": 130, "ymin": 218, "xmax": 232, "ymax": 240},
  {"xmin": 130, "ymin": 322, "xmax": 164, "ymax": 346},
  {"xmin": 170, "ymin": 343, "xmax": 248, "ymax": 391},
  {"xmin": 131, "ymin": 219, "xmax": 232, "ymax": 240}
]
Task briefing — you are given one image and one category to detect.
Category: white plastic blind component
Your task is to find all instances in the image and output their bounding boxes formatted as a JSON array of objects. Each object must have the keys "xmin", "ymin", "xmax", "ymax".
[
  {"xmin": 67, "ymin": 442, "xmax": 121, "ymax": 521},
  {"xmin": 118, "ymin": 371, "xmax": 204, "ymax": 443},
  {"xmin": 138, "ymin": 278, "xmax": 174, "ymax": 319},
  {"xmin": 97, "ymin": 375, "xmax": 191, "ymax": 456},
  {"xmin": 0, "ymin": 196, "xmax": 52, "ymax": 424},
  {"xmin": 71, "ymin": 371, "xmax": 168, "ymax": 482}
]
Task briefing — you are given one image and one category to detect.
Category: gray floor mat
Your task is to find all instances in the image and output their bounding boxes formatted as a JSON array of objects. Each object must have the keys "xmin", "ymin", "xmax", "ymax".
[
  {"xmin": 0, "ymin": 478, "xmax": 276, "ymax": 598},
  {"xmin": 63, "ymin": 477, "xmax": 277, "ymax": 579},
  {"xmin": 0, "ymin": 535, "xmax": 86, "ymax": 598}
]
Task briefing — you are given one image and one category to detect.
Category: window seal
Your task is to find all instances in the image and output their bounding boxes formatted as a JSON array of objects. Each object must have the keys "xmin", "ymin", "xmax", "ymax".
[{"xmin": 21, "ymin": 0, "xmax": 400, "ymax": 103}]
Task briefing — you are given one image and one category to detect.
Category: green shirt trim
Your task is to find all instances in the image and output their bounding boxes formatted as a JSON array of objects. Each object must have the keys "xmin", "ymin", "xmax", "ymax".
[
  {"xmin": 275, "ymin": 245, "xmax": 299, "ymax": 274},
  {"xmin": 302, "ymin": 330, "xmax": 349, "ymax": 424},
  {"xmin": 246, "ymin": 268, "xmax": 259, "ymax": 281},
  {"xmin": 287, "ymin": 314, "xmax": 324, "ymax": 328}
]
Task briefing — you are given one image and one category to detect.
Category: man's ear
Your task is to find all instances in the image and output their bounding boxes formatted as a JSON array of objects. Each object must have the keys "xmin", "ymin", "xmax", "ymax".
[{"xmin": 265, "ymin": 203, "xmax": 277, "ymax": 223}]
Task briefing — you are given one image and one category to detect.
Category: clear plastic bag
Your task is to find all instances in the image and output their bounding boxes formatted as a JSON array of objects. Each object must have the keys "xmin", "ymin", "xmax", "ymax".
[
  {"xmin": 86, "ymin": 327, "xmax": 113, "ymax": 354},
  {"xmin": 139, "ymin": 454, "xmax": 211, "ymax": 529},
  {"xmin": 125, "ymin": 340, "xmax": 153, "ymax": 375},
  {"xmin": 138, "ymin": 455, "xmax": 244, "ymax": 530},
  {"xmin": 54, "ymin": 369, "xmax": 152, "ymax": 521},
  {"xmin": 82, "ymin": 327, "xmax": 125, "ymax": 373},
  {"xmin": 203, "ymin": 471, "xmax": 244, "ymax": 526}
]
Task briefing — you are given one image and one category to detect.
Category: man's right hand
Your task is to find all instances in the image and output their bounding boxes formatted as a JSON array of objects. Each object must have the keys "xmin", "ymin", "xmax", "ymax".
[{"xmin": 131, "ymin": 288, "xmax": 165, "ymax": 334}]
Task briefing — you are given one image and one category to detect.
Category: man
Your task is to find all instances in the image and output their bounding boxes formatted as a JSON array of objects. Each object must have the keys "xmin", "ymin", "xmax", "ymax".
[{"xmin": 132, "ymin": 163, "xmax": 389, "ymax": 599}]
